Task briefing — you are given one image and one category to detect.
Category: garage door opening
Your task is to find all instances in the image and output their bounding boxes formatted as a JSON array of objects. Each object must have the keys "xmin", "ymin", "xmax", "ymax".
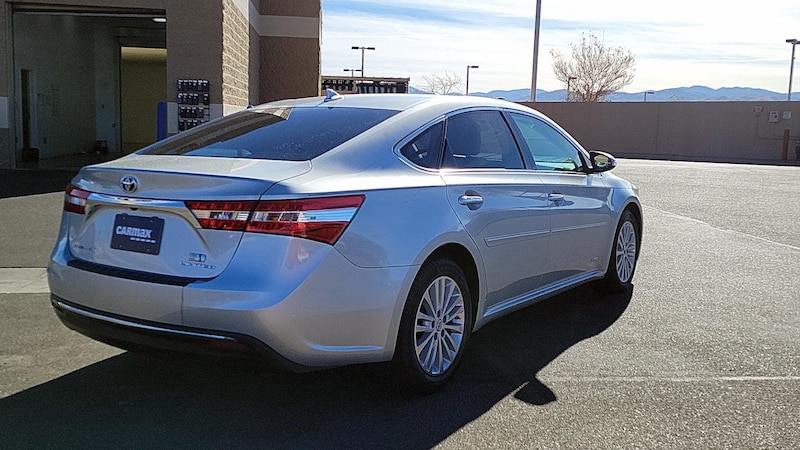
[{"xmin": 12, "ymin": 8, "xmax": 166, "ymax": 169}]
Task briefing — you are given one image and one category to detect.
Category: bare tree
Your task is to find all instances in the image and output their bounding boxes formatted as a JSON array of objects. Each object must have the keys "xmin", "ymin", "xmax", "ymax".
[
  {"xmin": 417, "ymin": 71, "xmax": 463, "ymax": 95},
  {"xmin": 551, "ymin": 33, "xmax": 635, "ymax": 102}
]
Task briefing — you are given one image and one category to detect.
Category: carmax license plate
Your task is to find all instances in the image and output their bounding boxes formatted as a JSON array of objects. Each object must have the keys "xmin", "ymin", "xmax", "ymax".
[{"xmin": 111, "ymin": 214, "xmax": 165, "ymax": 255}]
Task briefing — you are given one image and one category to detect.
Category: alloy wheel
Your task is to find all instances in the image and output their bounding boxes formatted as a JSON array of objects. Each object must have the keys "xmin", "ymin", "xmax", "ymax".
[
  {"xmin": 615, "ymin": 220, "xmax": 637, "ymax": 283},
  {"xmin": 414, "ymin": 276, "xmax": 466, "ymax": 376}
]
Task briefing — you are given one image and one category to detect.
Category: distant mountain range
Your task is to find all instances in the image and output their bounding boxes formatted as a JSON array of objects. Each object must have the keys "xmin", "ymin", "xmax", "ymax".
[{"xmin": 409, "ymin": 85, "xmax": 798, "ymax": 102}]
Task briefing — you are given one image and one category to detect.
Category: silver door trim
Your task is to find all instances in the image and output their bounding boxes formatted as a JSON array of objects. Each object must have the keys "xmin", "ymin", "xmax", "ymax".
[
  {"xmin": 551, "ymin": 221, "xmax": 609, "ymax": 235},
  {"xmin": 484, "ymin": 229, "xmax": 550, "ymax": 247},
  {"xmin": 483, "ymin": 270, "xmax": 603, "ymax": 319}
]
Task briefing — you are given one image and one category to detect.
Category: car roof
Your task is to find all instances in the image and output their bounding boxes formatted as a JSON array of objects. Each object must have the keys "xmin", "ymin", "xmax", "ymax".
[{"xmin": 254, "ymin": 93, "xmax": 528, "ymax": 114}]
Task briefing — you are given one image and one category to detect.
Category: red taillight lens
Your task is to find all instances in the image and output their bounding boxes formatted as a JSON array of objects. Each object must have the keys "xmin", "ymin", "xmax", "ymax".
[
  {"xmin": 64, "ymin": 185, "xmax": 91, "ymax": 214},
  {"xmin": 248, "ymin": 195, "xmax": 365, "ymax": 244},
  {"xmin": 186, "ymin": 195, "xmax": 364, "ymax": 245},
  {"xmin": 184, "ymin": 201, "xmax": 256, "ymax": 231}
]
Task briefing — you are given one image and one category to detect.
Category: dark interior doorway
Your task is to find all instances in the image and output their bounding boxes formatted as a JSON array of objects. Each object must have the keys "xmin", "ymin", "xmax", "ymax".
[{"xmin": 20, "ymin": 69, "xmax": 31, "ymax": 150}]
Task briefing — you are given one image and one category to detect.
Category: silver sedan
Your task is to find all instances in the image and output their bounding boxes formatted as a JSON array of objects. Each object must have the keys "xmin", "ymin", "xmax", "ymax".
[{"xmin": 48, "ymin": 93, "xmax": 641, "ymax": 393}]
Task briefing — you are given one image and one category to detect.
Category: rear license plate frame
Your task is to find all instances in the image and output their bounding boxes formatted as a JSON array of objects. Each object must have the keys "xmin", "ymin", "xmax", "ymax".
[{"xmin": 110, "ymin": 214, "xmax": 165, "ymax": 255}]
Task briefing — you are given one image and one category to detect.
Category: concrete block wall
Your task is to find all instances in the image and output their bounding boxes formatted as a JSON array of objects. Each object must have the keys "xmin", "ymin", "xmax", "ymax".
[
  {"xmin": 222, "ymin": 0, "xmax": 252, "ymax": 109},
  {"xmin": 526, "ymin": 102, "xmax": 800, "ymax": 163}
]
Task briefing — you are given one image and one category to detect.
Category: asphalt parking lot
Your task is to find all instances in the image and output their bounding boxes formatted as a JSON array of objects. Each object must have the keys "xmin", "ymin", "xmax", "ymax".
[{"xmin": 1, "ymin": 160, "xmax": 798, "ymax": 449}]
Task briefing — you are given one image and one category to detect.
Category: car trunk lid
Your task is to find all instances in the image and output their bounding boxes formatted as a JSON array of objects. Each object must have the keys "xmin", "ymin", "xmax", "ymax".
[{"xmin": 65, "ymin": 156, "xmax": 311, "ymax": 280}]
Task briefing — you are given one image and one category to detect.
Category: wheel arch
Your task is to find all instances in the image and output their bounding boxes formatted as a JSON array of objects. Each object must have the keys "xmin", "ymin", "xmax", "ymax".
[
  {"xmin": 422, "ymin": 243, "xmax": 480, "ymax": 328},
  {"xmin": 622, "ymin": 201, "xmax": 643, "ymax": 251}
]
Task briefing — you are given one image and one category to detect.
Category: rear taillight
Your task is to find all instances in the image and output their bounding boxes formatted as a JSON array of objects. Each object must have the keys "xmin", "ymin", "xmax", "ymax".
[
  {"xmin": 248, "ymin": 196, "xmax": 365, "ymax": 244},
  {"xmin": 187, "ymin": 195, "xmax": 364, "ymax": 245},
  {"xmin": 184, "ymin": 201, "xmax": 256, "ymax": 231},
  {"xmin": 64, "ymin": 185, "xmax": 91, "ymax": 214}
]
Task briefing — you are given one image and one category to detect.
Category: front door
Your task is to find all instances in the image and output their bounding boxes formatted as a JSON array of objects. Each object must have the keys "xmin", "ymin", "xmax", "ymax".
[{"xmin": 507, "ymin": 112, "xmax": 612, "ymax": 287}]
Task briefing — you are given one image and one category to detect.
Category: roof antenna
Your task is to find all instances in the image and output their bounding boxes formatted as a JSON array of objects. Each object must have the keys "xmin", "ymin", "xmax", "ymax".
[{"xmin": 324, "ymin": 88, "xmax": 343, "ymax": 102}]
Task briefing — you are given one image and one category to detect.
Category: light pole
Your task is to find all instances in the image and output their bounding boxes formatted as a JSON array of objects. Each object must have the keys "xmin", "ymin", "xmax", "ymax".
[
  {"xmin": 566, "ymin": 76, "xmax": 577, "ymax": 101},
  {"xmin": 787, "ymin": 39, "xmax": 799, "ymax": 101},
  {"xmin": 351, "ymin": 46, "xmax": 375, "ymax": 77},
  {"xmin": 466, "ymin": 65, "xmax": 479, "ymax": 95},
  {"xmin": 530, "ymin": 0, "xmax": 542, "ymax": 102},
  {"xmin": 343, "ymin": 68, "xmax": 362, "ymax": 77},
  {"xmin": 643, "ymin": 90, "xmax": 655, "ymax": 102}
]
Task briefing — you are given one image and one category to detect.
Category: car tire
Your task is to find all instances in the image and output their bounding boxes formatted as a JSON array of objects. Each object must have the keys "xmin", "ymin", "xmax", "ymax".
[
  {"xmin": 393, "ymin": 259, "xmax": 472, "ymax": 394},
  {"xmin": 600, "ymin": 209, "xmax": 639, "ymax": 293}
]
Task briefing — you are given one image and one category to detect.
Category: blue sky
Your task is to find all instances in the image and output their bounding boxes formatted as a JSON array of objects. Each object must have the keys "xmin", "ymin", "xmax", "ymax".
[{"xmin": 321, "ymin": 0, "xmax": 800, "ymax": 94}]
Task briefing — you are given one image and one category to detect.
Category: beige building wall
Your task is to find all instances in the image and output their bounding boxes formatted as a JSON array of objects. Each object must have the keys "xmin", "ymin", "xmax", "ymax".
[{"xmin": 257, "ymin": 0, "xmax": 321, "ymax": 102}]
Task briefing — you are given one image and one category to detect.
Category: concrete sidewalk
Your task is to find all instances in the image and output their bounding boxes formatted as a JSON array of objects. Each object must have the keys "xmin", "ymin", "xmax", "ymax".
[{"xmin": 0, "ymin": 268, "xmax": 48, "ymax": 293}]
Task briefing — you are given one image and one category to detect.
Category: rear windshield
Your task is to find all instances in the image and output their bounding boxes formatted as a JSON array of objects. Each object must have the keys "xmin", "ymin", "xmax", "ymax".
[{"xmin": 139, "ymin": 107, "xmax": 399, "ymax": 161}]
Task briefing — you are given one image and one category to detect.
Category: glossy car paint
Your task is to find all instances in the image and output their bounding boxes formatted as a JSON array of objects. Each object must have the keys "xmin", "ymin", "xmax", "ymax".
[{"xmin": 48, "ymin": 94, "xmax": 641, "ymax": 369}]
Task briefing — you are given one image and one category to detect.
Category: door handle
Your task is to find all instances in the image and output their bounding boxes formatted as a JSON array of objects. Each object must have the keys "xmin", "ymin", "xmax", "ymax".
[
  {"xmin": 458, "ymin": 194, "xmax": 483, "ymax": 206},
  {"xmin": 548, "ymin": 193, "xmax": 565, "ymax": 203}
]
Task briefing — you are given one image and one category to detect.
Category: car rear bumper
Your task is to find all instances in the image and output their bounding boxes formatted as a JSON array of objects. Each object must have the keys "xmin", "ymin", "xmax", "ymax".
[
  {"xmin": 48, "ymin": 233, "xmax": 419, "ymax": 368},
  {"xmin": 50, "ymin": 294, "xmax": 309, "ymax": 372}
]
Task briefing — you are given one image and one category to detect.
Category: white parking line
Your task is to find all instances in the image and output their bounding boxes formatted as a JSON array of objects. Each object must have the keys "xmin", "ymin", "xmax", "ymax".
[
  {"xmin": 540, "ymin": 376, "xmax": 800, "ymax": 382},
  {"xmin": 643, "ymin": 205, "xmax": 800, "ymax": 251},
  {"xmin": 0, "ymin": 268, "xmax": 49, "ymax": 294}
]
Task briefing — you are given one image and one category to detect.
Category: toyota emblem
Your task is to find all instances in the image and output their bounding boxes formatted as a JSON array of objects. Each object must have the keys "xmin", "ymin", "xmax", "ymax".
[{"xmin": 120, "ymin": 175, "xmax": 139, "ymax": 193}]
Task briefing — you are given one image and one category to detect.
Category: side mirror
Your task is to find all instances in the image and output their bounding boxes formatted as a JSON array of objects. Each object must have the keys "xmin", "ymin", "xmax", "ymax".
[{"xmin": 589, "ymin": 151, "xmax": 616, "ymax": 173}]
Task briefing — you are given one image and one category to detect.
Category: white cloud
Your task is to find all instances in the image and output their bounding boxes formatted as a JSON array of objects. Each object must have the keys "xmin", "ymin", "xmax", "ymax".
[{"xmin": 322, "ymin": 1, "xmax": 800, "ymax": 94}]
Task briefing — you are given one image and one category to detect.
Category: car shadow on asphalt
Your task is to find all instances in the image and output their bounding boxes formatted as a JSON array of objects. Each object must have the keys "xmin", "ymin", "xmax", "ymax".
[
  {"xmin": 0, "ymin": 284, "xmax": 631, "ymax": 449},
  {"xmin": 0, "ymin": 169, "xmax": 77, "ymax": 199}
]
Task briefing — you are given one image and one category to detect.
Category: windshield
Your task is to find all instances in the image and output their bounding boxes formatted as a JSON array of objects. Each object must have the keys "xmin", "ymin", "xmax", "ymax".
[{"xmin": 139, "ymin": 107, "xmax": 399, "ymax": 161}]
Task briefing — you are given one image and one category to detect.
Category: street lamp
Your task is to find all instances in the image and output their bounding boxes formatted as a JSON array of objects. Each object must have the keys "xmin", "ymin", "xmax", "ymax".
[
  {"xmin": 530, "ymin": 0, "xmax": 542, "ymax": 102},
  {"xmin": 566, "ymin": 76, "xmax": 577, "ymax": 101},
  {"xmin": 351, "ymin": 46, "xmax": 375, "ymax": 77},
  {"xmin": 466, "ymin": 65, "xmax": 479, "ymax": 95},
  {"xmin": 787, "ymin": 39, "xmax": 799, "ymax": 101},
  {"xmin": 343, "ymin": 68, "xmax": 362, "ymax": 77},
  {"xmin": 643, "ymin": 90, "xmax": 655, "ymax": 102}
]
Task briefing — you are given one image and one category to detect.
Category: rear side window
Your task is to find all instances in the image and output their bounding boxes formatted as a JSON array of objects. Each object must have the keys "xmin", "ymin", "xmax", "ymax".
[
  {"xmin": 140, "ymin": 107, "xmax": 399, "ymax": 161},
  {"xmin": 399, "ymin": 121, "xmax": 444, "ymax": 169}
]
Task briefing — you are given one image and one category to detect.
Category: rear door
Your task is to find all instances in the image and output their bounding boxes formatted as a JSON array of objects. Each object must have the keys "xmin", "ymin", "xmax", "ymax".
[{"xmin": 440, "ymin": 110, "xmax": 551, "ymax": 314}]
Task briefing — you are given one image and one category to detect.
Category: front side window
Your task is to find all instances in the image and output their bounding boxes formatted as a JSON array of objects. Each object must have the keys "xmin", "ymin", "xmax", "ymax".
[
  {"xmin": 442, "ymin": 111, "xmax": 524, "ymax": 169},
  {"xmin": 139, "ymin": 107, "xmax": 399, "ymax": 161},
  {"xmin": 509, "ymin": 113, "xmax": 585, "ymax": 172}
]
